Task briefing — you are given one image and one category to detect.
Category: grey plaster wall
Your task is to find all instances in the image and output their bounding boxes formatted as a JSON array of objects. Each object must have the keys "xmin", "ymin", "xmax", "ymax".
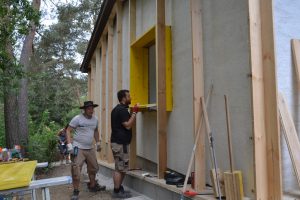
[
  {"xmin": 113, "ymin": 19, "xmax": 118, "ymax": 106},
  {"xmin": 274, "ymin": 0, "xmax": 300, "ymax": 192},
  {"xmin": 201, "ymin": 0, "xmax": 254, "ymax": 197},
  {"xmin": 167, "ymin": 0, "xmax": 194, "ymax": 173},
  {"xmin": 135, "ymin": 0, "xmax": 158, "ymax": 162},
  {"xmin": 99, "ymin": 0, "xmax": 255, "ymax": 197}
]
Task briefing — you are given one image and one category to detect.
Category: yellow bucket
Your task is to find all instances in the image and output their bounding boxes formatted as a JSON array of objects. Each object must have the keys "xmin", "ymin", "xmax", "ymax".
[{"xmin": 0, "ymin": 161, "xmax": 37, "ymax": 190}]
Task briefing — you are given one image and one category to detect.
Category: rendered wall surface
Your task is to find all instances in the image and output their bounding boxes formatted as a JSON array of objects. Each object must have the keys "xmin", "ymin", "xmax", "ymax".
[
  {"xmin": 93, "ymin": 0, "xmax": 256, "ymax": 197},
  {"xmin": 274, "ymin": 0, "xmax": 300, "ymax": 192},
  {"xmin": 201, "ymin": 0, "xmax": 254, "ymax": 197}
]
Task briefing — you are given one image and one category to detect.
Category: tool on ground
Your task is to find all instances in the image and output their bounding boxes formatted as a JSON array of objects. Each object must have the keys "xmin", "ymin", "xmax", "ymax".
[
  {"xmin": 201, "ymin": 97, "xmax": 222, "ymax": 200},
  {"xmin": 223, "ymin": 95, "xmax": 244, "ymax": 200},
  {"xmin": 183, "ymin": 190, "xmax": 213, "ymax": 197},
  {"xmin": 182, "ymin": 85, "xmax": 213, "ymax": 194}
]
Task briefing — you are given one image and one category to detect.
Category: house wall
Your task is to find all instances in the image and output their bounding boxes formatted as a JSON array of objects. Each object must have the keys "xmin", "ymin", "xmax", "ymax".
[
  {"xmin": 274, "ymin": 0, "xmax": 300, "ymax": 192},
  {"xmin": 91, "ymin": 0, "xmax": 257, "ymax": 197},
  {"xmin": 201, "ymin": 0, "xmax": 254, "ymax": 197}
]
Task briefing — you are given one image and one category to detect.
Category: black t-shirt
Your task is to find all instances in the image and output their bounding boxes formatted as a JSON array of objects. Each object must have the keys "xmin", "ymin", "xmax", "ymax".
[{"xmin": 111, "ymin": 104, "xmax": 132, "ymax": 144}]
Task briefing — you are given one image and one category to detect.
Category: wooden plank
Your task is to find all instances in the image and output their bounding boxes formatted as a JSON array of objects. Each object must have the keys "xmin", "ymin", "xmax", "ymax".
[
  {"xmin": 90, "ymin": 60, "xmax": 96, "ymax": 101},
  {"xmin": 278, "ymin": 92, "xmax": 300, "ymax": 188},
  {"xmin": 292, "ymin": 39, "xmax": 300, "ymax": 85},
  {"xmin": 129, "ymin": 0, "xmax": 137, "ymax": 169},
  {"xmin": 156, "ymin": 0, "xmax": 167, "ymax": 179},
  {"xmin": 95, "ymin": 48, "xmax": 102, "ymax": 160},
  {"xmin": 248, "ymin": 0, "xmax": 282, "ymax": 198},
  {"xmin": 100, "ymin": 37, "xmax": 107, "ymax": 160},
  {"xmin": 107, "ymin": 20, "xmax": 114, "ymax": 164},
  {"xmin": 190, "ymin": 0, "xmax": 205, "ymax": 191},
  {"xmin": 88, "ymin": 68, "xmax": 91, "ymax": 100},
  {"xmin": 117, "ymin": 0, "xmax": 123, "ymax": 90}
]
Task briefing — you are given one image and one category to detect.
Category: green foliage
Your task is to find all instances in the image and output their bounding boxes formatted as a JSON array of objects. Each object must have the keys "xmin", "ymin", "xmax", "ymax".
[
  {"xmin": 0, "ymin": 0, "xmax": 40, "ymax": 88},
  {"xmin": 27, "ymin": 110, "xmax": 60, "ymax": 163},
  {"xmin": 0, "ymin": 0, "xmax": 101, "ymax": 162}
]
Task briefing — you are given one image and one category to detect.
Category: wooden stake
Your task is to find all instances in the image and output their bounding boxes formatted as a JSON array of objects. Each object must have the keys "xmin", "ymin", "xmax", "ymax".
[
  {"xmin": 190, "ymin": 0, "xmax": 205, "ymax": 191},
  {"xmin": 156, "ymin": 0, "xmax": 167, "ymax": 179},
  {"xmin": 249, "ymin": 0, "xmax": 282, "ymax": 198},
  {"xmin": 117, "ymin": 0, "xmax": 123, "ymax": 90},
  {"xmin": 129, "ymin": 0, "xmax": 137, "ymax": 169},
  {"xmin": 100, "ymin": 37, "xmax": 107, "ymax": 160},
  {"xmin": 182, "ymin": 85, "xmax": 213, "ymax": 192},
  {"xmin": 107, "ymin": 20, "xmax": 114, "ymax": 163}
]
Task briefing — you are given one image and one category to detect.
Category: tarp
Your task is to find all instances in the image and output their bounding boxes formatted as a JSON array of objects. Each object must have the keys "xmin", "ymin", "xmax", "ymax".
[{"xmin": 0, "ymin": 161, "xmax": 37, "ymax": 190}]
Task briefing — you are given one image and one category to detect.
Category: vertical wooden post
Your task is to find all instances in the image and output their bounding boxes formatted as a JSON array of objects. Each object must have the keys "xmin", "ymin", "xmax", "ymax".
[
  {"xmin": 100, "ymin": 37, "xmax": 107, "ymax": 160},
  {"xmin": 129, "ymin": 0, "xmax": 137, "ymax": 169},
  {"xmin": 90, "ymin": 60, "xmax": 96, "ymax": 101},
  {"xmin": 248, "ymin": 0, "xmax": 282, "ymax": 198},
  {"xmin": 107, "ymin": 19, "xmax": 114, "ymax": 163},
  {"xmin": 190, "ymin": 0, "xmax": 205, "ymax": 191},
  {"xmin": 88, "ymin": 68, "xmax": 92, "ymax": 100},
  {"xmin": 156, "ymin": 0, "xmax": 167, "ymax": 179},
  {"xmin": 117, "ymin": 0, "xmax": 123, "ymax": 91},
  {"xmin": 95, "ymin": 48, "xmax": 102, "ymax": 160}
]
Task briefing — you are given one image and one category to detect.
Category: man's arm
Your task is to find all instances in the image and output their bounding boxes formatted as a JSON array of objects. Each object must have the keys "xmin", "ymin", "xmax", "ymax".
[
  {"xmin": 94, "ymin": 128, "xmax": 100, "ymax": 143},
  {"xmin": 122, "ymin": 113, "xmax": 137, "ymax": 130},
  {"xmin": 94, "ymin": 128, "xmax": 101, "ymax": 151},
  {"xmin": 122, "ymin": 105, "xmax": 139, "ymax": 130},
  {"xmin": 66, "ymin": 126, "xmax": 73, "ymax": 144}
]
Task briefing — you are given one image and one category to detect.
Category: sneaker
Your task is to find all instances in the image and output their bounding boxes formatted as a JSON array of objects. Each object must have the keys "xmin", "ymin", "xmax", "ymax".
[
  {"xmin": 88, "ymin": 182, "xmax": 106, "ymax": 192},
  {"xmin": 112, "ymin": 190, "xmax": 132, "ymax": 199},
  {"xmin": 71, "ymin": 190, "xmax": 79, "ymax": 200}
]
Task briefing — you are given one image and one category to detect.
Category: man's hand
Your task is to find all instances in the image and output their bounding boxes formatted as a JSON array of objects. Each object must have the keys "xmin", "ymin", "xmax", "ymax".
[
  {"xmin": 96, "ymin": 142, "xmax": 101, "ymax": 152},
  {"xmin": 67, "ymin": 143, "xmax": 73, "ymax": 154},
  {"xmin": 132, "ymin": 104, "xmax": 139, "ymax": 114}
]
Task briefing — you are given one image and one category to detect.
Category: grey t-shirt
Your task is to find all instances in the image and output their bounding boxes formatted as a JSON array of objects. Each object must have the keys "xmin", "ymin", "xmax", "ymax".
[{"xmin": 69, "ymin": 114, "xmax": 98, "ymax": 149}]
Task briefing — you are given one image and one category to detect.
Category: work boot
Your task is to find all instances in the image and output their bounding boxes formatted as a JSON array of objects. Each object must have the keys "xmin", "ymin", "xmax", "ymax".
[
  {"xmin": 87, "ymin": 182, "xmax": 106, "ymax": 192},
  {"xmin": 71, "ymin": 189, "xmax": 79, "ymax": 200},
  {"xmin": 112, "ymin": 190, "xmax": 132, "ymax": 199}
]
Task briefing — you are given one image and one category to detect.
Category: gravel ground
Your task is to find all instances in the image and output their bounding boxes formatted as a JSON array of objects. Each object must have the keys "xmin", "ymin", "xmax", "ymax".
[{"xmin": 24, "ymin": 162, "xmax": 151, "ymax": 200}]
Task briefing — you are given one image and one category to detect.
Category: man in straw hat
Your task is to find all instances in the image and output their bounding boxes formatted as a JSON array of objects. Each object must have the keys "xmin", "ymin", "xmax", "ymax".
[{"xmin": 66, "ymin": 101, "xmax": 105, "ymax": 200}]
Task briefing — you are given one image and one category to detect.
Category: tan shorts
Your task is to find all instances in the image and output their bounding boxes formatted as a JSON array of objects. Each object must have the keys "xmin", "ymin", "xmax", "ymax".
[
  {"xmin": 71, "ymin": 148, "xmax": 99, "ymax": 182},
  {"xmin": 111, "ymin": 143, "xmax": 129, "ymax": 172}
]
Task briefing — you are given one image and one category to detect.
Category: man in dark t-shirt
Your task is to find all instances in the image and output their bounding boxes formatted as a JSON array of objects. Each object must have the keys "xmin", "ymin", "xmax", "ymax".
[{"xmin": 111, "ymin": 90, "xmax": 139, "ymax": 198}]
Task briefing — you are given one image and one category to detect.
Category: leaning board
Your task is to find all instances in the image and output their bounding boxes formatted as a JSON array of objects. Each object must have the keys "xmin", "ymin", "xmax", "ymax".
[{"xmin": 278, "ymin": 92, "xmax": 300, "ymax": 188}]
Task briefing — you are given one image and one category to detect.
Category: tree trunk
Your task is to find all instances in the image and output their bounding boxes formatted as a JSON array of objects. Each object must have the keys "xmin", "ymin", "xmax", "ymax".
[
  {"xmin": 18, "ymin": 0, "xmax": 41, "ymax": 145},
  {"xmin": 4, "ymin": 44, "xmax": 20, "ymax": 148}
]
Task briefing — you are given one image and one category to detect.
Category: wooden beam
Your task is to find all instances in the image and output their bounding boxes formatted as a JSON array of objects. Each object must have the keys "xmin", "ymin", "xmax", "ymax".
[
  {"xmin": 248, "ymin": 0, "xmax": 282, "ymax": 198},
  {"xmin": 100, "ymin": 37, "xmax": 107, "ymax": 160},
  {"xmin": 156, "ymin": 0, "xmax": 167, "ymax": 179},
  {"xmin": 88, "ymin": 68, "xmax": 91, "ymax": 100},
  {"xmin": 278, "ymin": 92, "xmax": 300, "ymax": 188},
  {"xmin": 129, "ymin": 0, "xmax": 137, "ymax": 169},
  {"xmin": 117, "ymin": 0, "xmax": 123, "ymax": 90},
  {"xmin": 107, "ymin": 20, "xmax": 114, "ymax": 163},
  {"xmin": 190, "ymin": 0, "xmax": 205, "ymax": 191},
  {"xmin": 95, "ymin": 48, "xmax": 102, "ymax": 160},
  {"xmin": 90, "ymin": 60, "xmax": 96, "ymax": 101},
  {"xmin": 292, "ymin": 39, "xmax": 300, "ymax": 85}
]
